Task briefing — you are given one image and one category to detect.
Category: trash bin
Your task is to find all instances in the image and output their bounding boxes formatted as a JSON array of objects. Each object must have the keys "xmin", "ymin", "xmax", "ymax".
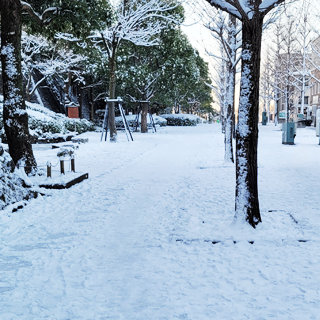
[
  {"xmin": 282, "ymin": 122, "xmax": 295, "ymax": 145},
  {"xmin": 262, "ymin": 111, "xmax": 267, "ymax": 125}
]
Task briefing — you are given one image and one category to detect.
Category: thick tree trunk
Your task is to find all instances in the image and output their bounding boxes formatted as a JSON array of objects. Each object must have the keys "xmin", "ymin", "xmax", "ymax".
[
  {"xmin": 234, "ymin": 19, "xmax": 262, "ymax": 227},
  {"xmin": 0, "ymin": 0, "xmax": 37, "ymax": 174},
  {"xmin": 141, "ymin": 99, "xmax": 148, "ymax": 133},
  {"xmin": 108, "ymin": 52, "xmax": 117, "ymax": 142}
]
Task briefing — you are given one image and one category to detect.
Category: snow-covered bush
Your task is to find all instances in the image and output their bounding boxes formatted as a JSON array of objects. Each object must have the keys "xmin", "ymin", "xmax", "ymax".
[
  {"xmin": 0, "ymin": 145, "xmax": 37, "ymax": 210},
  {"xmin": 159, "ymin": 114, "xmax": 201, "ymax": 126},
  {"xmin": 57, "ymin": 146, "xmax": 75, "ymax": 158},
  {"xmin": 115, "ymin": 114, "xmax": 167, "ymax": 129},
  {"xmin": 64, "ymin": 118, "xmax": 95, "ymax": 134},
  {"xmin": 0, "ymin": 97, "xmax": 95, "ymax": 142},
  {"xmin": 29, "ymin": 118, "xmax": 63, "ymax": 134}
]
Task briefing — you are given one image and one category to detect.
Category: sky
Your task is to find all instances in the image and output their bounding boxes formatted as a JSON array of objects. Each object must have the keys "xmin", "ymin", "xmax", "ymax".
[
  {"xmin": 181, "ymin": 0, "xmax": 320, "ymax": 76},
  {"xmin": 181, "ymin": 0, "xmax": 219, "ymax": 78},
  {"xmin": 181, "ymin": 0, "xmax": 320, "ymax": 111}
]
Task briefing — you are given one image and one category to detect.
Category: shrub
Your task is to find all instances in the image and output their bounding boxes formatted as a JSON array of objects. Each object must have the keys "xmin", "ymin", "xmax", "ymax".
[
  {"xmin": 64, "ymin": 119, "xmax": 95, "ymax": 134},
  {"xmin": 29, "ymin": 118, "xmax": 62, "ymax": 134},
  {"xmin": 0, "ymin": 146, "xmax": 37, "ymax": 210},
  {"xmin": 0, "ymin": 97, "xmax": 96, "ymax": 141},
  {"xmin": 115, "ymin": 114, "xmax": 167, "ymax": 129},
  {"xmin": 159, "ymin": 114, "xmax": 201, "ymax": 126}
]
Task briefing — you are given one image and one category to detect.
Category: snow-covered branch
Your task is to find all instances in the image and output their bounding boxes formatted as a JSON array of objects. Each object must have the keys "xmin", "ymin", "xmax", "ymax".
[
  {"xmin": 21, "ymin": 1, "xmax": 59, "ymax": 26},
  {"xmin": 206, "ymin": 0, "xmax": 286, "ymax": 21},
  {"xmin": 21, "ymin": 33, "xmax": 86, "ymax": 101},
  {"xmin": 89, "ymin": 0, "xmax": 180, "ymax": 57}
]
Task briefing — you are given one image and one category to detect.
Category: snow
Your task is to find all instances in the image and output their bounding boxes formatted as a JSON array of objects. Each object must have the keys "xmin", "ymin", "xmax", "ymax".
[
  {"xmin": 209, "ymin": 0, "xmax": 242, "ymax": 19},
  {"xmin": 160, "ymin": 113, "xmax": 201, "ymax": 120},
  {"xmin": 1, "ymin": 123, "xmax": 320, "ymax": 318},
  {"xmin": 114, "ymin": 114, "xmax": 167, "ymax": 127},
  {"xmin": 1, "ymin": 44, "xmax": 21, "ymax": 107}
]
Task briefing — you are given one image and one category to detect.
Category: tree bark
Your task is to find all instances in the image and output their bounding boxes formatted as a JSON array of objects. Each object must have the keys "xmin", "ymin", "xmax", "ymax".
[
  {"xmin": 234, "ymin": 18, "xmax": 262, "ymax": 227},
  {"xmin": 224, "ymin": 17, "xmax": 236, "ymax": 163},
  {"xmin": 108, "ymin": 51, "xmax": 117, "ymax": 142},
  {"xmin": 140, "ymin": 99, "xmax": 148, "ymax": 133},
  {"xmin": 0, "ymin": 0, "xmax": 37, "ymax": 174},
  {"xmin": 224, "ymin": 102, "xmax": 234, "ymax": 162}
]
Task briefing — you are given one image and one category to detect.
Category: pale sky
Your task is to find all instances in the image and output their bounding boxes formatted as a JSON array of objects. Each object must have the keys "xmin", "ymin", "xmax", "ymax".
[
  {"xmin": 182, "ymin": 0, "xmax": 219, "ymax": 78},
  {"xmin": 181, "ymin": 0, "xmax": 320, "ymax": 78},
  {"xmin": 181, "ymin": 0, "xmax": 320, "ymax": 111}
]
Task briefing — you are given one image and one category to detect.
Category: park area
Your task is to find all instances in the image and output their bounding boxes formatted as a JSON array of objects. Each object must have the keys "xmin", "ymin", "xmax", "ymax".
[{"xmin": 0, "ymin": 123, "xmax": 320, "ymax": 319}]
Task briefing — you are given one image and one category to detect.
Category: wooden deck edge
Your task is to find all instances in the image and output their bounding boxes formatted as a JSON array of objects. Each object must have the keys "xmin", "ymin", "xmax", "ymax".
[{"xmin": 39, "ymin": 173, "xmax": 89, "ymax": 189}]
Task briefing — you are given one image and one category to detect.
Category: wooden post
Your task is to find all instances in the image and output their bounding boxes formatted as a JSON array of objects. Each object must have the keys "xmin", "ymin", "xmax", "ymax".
[
  {"xmin": 71, "ymin": 156, "xmax": 75, "ymax": 172},
  {"xmin": 60, "ymin": 160, "xmax": 65, "ymax": 175},
  {"xmin": 47, "ymin": 161, "xmax": 51, "ymax": 178}
]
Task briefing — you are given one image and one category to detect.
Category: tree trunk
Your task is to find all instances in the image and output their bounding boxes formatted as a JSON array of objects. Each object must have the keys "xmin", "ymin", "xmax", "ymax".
[
  {"xmin": 224, "ymin": 102, "xmax": 234, "ymax": 162},
  {"xmin": 221, "ymin": 97, "xmax": 226, "ymax": 134},
  {"xmin": 235, "ymin": 19, "xmax": 262, "ymax": 227},
  {"xmin": 0, "ymin": 0, "xmax": 37, "ymax": 174},
  {"xmin": 224, "ymin": 15, "xmax": 236, "ymax": 163},
  {"xmin": 225, "ymin": 67, "xmax": 234, "ymax": 162},
  {"xmin": 108, "ymin": 52, "xmax": 117, "ymax": 142},
  {"xmin": 267, "ymin": 96, "xmax": 270, "ymax": 123},
  {"xmin": 140, "ymin": 99, "xmax": 148, "ymax": 133}
]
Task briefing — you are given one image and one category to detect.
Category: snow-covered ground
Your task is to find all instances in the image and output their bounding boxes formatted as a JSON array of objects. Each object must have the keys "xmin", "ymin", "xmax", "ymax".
[{"xmin": 1, "ymin": 123, "xmax": 320, "ymax": 319}]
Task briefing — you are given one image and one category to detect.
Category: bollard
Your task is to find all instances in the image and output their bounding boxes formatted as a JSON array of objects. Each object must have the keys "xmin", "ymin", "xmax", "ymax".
[
  {"xmin": 47, "ymin": 161, "xmax": 52, "ymax": 178},
  {"xmin": 71, "ymin": 155, "xmax": 75, "ymax": 172},
  {"xmin": 60, "ymin": 160, "xmax": 65, "ymax": 175}
]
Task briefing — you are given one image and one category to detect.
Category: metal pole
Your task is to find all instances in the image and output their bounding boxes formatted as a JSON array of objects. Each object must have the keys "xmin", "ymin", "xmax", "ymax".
[
  {"xmin": 101, "ymin": 102, "xmax": 107, "ymax": 141},
  {"xmin": 71, "ymin": 156, "xmax": 75, "ymax": 172},
  {"xmin": 148, "ymin": 104, "xmax": 157, "ymax": 133},
  {"xmin": 105, "ymin": 104, "xmax": 109, "ymax": 142},
  {"xmin": 118, "ymin": 98, "xmax": 130, "ymax": 142},
  {"xmin": 121, "ymin": 104, "xmax": 133, "ymax": 141},
  {"xmin": 60, "ymin": 160, "xmax": 65, "ymax": 175},
  {"xmin": 134, "ymin": 112, "xmax": 139, "ymax": 132},
  {"xmin": 47, "ymin": 161, "xmax": 51, "ymax": 178}
]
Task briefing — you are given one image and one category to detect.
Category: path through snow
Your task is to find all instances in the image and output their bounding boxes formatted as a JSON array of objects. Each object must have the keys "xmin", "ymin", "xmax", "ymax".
[{"xmin": 0, "ymin": 124, "xmax": 320, "ymax": 319}]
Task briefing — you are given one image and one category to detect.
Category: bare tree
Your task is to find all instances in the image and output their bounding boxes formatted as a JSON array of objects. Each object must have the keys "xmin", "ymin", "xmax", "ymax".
[
  {"xmin": 260, "ymin": 48, "xmax": 274, "ymax": 123},
  {"xmin": 271, "ymin": 20, "xmax": 283, "ymax": 126},
  {"xmin": 206, "ymin": 11, "xmax": 241, "ymax": 163},
  {"xmin": 204, "ymin": 0, "xmax": 287, "ymax": 227},
  {"xmin": 295, "ymin": 0, "xmax": 311, "ymax": 115},
  {"xmin": 274, "ymin": 17, "xmax": 301, "ymax": 123},
  {"xmin": 210, "ymin": 45, "xmax": 228, "ymax": 132}
]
